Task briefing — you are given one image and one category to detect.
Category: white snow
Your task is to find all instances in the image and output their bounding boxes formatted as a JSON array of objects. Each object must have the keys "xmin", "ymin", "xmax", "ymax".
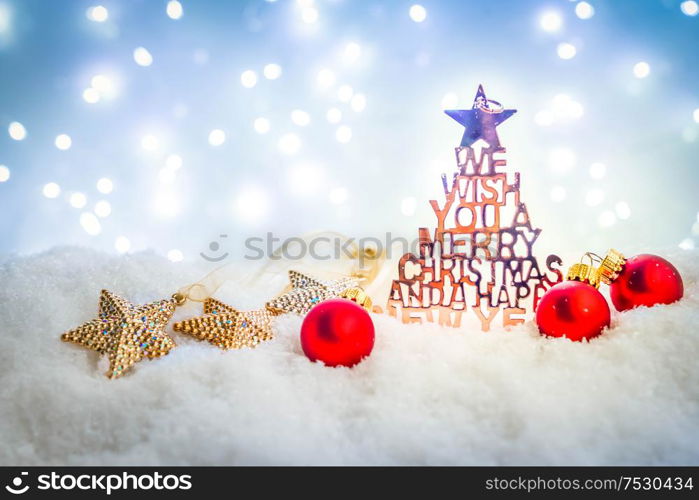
[{"xmin": 0, "ymin": 247, "xmax": 697, "ymax": 465}]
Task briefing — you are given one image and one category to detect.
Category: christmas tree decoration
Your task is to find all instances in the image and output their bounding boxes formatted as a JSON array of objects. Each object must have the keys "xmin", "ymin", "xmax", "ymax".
[
  {"xmin": 300, "ymin": 298, "xmax": 375, "ymax": 367},
  {"xmin": 387, "ymin": 85, "xmax": 563, "ymax": 331},
  {"xmin": 535, "ymin": 260, "xmax": 611, "ymax": 342},
  {"xmin": 598, "ymin": 249, "xmax": 684, "ymax": 312},
  {"xmin": 266, "ymin": 270, "xmax": 360, "ymax": 315},
  {"xmin": 173, "ymin": 297, "xmax": 275, "ymax": 350},
  {"xmin": 61, "ymin": 289, "xmax": 178, "ymax": 378},
  {"xmin": 444, "ymin": 85, "xmax": 517, "ymax": 148}
]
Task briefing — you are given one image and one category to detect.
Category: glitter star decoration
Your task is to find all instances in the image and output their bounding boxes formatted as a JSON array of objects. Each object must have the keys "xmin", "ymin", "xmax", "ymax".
[
  {"xmin": 265, "ymin": 270, "xmax": 359, "ymax": 315},
  {"xmin": 173, "ymin": 298, "xmax": 275, "ymax": 350},
  {"xmin": 444, "ymin": 84, "xmax": 517, "ymax": 147},
  {"xmin": 61, "ymin": 289, "xmax": 177, "ymax": 379}
]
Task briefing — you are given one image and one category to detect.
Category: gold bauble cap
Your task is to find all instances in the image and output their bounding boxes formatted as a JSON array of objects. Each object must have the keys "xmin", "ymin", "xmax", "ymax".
[{"xmin": 566, "ymin": 263, "xmax": 601, "ymax": 289}]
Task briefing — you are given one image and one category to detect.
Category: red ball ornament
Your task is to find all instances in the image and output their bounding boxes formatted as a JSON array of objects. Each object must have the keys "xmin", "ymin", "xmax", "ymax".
[
  {"xmin": 609, "ymin": 254, "xmax": 683, "ymax": 312},
  {"xmin": 536, "ymin": 280, "xmax": 611, "ymax": 342},
  {"xmin": 300, "ymin": 298, "xmax": 375, "ymax": 367}
]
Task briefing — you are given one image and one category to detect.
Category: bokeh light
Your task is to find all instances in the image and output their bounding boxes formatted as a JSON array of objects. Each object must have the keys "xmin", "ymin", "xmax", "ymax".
[
  {"xmin": 539, "ymin": 11, "xmax": 562, "ymax": 32},
  {"xmin": 633, "ymin": 61, "xmax": 651, "ymax": 79},
  {"xmin": 8, "ymin": 121, "xmax": 26, "ymax": 141},
  {"xmin": 557, "ymin": 43, "xmax": 576, "ymax": 60},
  {"xmin": 575, "ymin": 2, "xmax": 595, "ymax": 20},
  {"xmin": 0, "ymin": 165, "xmax": 9, "ymax": 183},
  {"xmin": 69, "ymin": 192, "xmax": 87, "ymax": 209},
  {"xmin": 86, "ymin": 5, "xmax": 108, "ymax": 23},
  {"xmin": 54, "ymin": 134, "xmax": 72, "ymax": 150},
  {"xmin": 96, "ymin": 177, "xmax": 113, "ymax": 194},
  {"xmin": 291, "ymin": 109, "xmax": 311, "ymax": 126},
  {"xmin": 133, "ymin": 47, "xmax": 154, "ymax": 67},
  {"xmin": 263, "ymin": 63, "xmax": 282, "ymax": 80},
  {"xmin": 42, "ymin": 183, "xmax": 61, "ymax": 199},
  {"xmin": 278, "ymin": 133, "xmax": 301, "ymax": 154},
  {"xmin": 326, "ymin": 108, "xmax": 342, "ymax": 123},
  {"xmin": 409, "ymin": 5, "xmax": 427, "ymax": 23},
  {"xmin": 240, "ymin": 70, "xmax": 257, "ymax": 88},
  {"xmin": 166, "ymin": 0, "xmax": 183, "ymax": 20},
  {"xmin": 208, "ymin": 129, "xmax": 226, "ymax": 146},
  {"xmin": 115, "ymin": 236, "xmax": 131, "ymax": 254},
  {"xmin": 335, "ymin": 125, "xmax": 352, "ymax": 143},
  {"xmin": 680, "ymin": 1, "xmax": 699, "ymax": 16}
]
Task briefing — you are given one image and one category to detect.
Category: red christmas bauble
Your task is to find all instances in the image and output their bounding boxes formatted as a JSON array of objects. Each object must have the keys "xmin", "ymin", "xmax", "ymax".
[
  {"xmin": 536, "ymin": 280, "xmax": 611, "ymax": 341},
  {"xmin": 609, "ymin": 254, "xmax": 683, "ymax": 312},
  {"xmin": 300, "ymin": 298, "xmax": 375, "ymax": 367}
]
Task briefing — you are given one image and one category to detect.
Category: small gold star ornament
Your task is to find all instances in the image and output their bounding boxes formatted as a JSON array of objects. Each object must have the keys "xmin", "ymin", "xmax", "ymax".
[
  {"xmin": 265, "ymin": 270, "xmax": 360, "ymax": 315},
  {"xmin": 61, "ymin": 289, "xmax": 178, "ymax": 379},
  {"xmin": 173, "ymin": 298, "xmax": 275, "ymax": 350}
]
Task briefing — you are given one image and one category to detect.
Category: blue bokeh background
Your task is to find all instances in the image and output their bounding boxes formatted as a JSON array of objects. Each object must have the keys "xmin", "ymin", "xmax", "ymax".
[{"xmin": 0, "ymin": 0, "xmax": 697, "ymax": 262}]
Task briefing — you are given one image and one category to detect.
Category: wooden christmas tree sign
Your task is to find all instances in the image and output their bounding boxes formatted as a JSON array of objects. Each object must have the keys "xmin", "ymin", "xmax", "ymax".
[{"xmin": 387, "ymin": 85, "xmax": 564, "ymax": 331}]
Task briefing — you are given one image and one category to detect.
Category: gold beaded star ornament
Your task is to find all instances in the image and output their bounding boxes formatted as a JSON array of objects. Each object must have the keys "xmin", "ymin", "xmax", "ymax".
[
  {"xmin": 61, "ymin": 289, "xmax": 178, "ymax": 379},
  {"xmin": 265, "ymin": 270, "xmax": 363, "ymax": 314},
  {"xmin": 173, "ymin": 298, "xmax": 275, "ymax": 350}
]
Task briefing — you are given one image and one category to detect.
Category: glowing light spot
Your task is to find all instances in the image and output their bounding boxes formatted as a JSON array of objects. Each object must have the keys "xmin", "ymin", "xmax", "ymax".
[
  {"xmin": 82, "ymin": 88, "xmax": 100, "ymax": 104},
  {"xmin": 598, "ymin": 210, "xmax": 616, "ymax": 228},
  {"xmin": 301, "ymin": 7, "xmax": 318, "ymax": 23},
  {"xmin": 115, "ymin": 236, "xmax": 131, "ymax": 254},
  {"xmin": 80, "ymin": 212, "xmax": 101, "ymax": 236},
  {"xmin": 329, "ymin": 187, "xmax": 348, "ymax": 205},
  {"xmin": 679, "ymin": 238, "xmax": 695, "ymax": 250},
  {"xmin": 441, "ymin": 92, "xmax": 458, "ymax": 109},
  {"xmin": 291, "ymin": 110, "xmax": 311, "ymax": 126},
  {"xmin": 8, "ymin": 121, "xmax": 26, "ymax": 141},
  {"xmin": 316, "ymin": 69, "xmax": 336, "ymax": 89},
  {"xmin": 70, "ymin": 192, "xmax": 87, "ymax": 209},
  {"xmin": 681, "ymin": 1, "xmax": 699, "ymax": 16},
  {"xmin": 91, "ymin": 74, "xmax": 114, "ymax": 94},
  {"xmin": 615, "ymin": 201, "xmax": 631, "ymax": 220},
  {"xmin": 297, "ymin": 0, "xmax": 314, "ymax": 7},
  {"xmin": 0, "ymin": 165, "xmax": 9, "ymax": 182},
  {"xmin": 575, "ymin": 2, "xmax": 595, "ymax": 19},
  {"xmin": 94, "ymin": 200, "xmax": 111, "ymax": 218},
  {"xmin": 167, "ymin": 249, "xmax": 184, "ymax": 262},
  {"xmin": 55, "ymin": 134, "xmax": 72, "ymax": 150},
  {"xmin": 234, "ymin": 185, "xmax": 269, "ymax": 223},
  {"xmin": 326, "ymin": 108, "xmax": 342, "ymax": 124},
  {"xmin": 240, "ymin": 70, "xmax": 258, "ymax": 88},
  {"xmin": 589, "ymin": 162, "xmax": 606, "ymax": 179},
  {"xmin": 166, "ymin": 154, "xmax": 183, "ymax": 170},
  {"xmin": 166, "ymin": 0, "xmax": 183, "ymax": 20},
  {"xmin": 540, "ymin": 11, "xmax": 562, "ymax": 32},
  {"xmin": 343, "ymin": 42, "xmax": 361, "ymax": 64},
  {"xmin": 86, "ymin": 5, "xmax": 108, "ymax": 23},
  {"xmin": 337, "ymin": 85, "xmax": 354, "ymax": 102},
  {"xmin": 133, "ymin": 47, "xmax": 153, "ymax": 67},
  {"xmin": 278, "ymin": 133, "xmax": 302, "ymax": 155},
  {"xmin": 336, "ymin": 125, "xmax": 352, "ymax": 143},
  {"xmin": 141, "ymin": 134, "xmax": 159, "ymax": 151},
  {"xmin": 409, "ymin": 4, "xmax": 427, "ymax": 23},
  {"xmin": 693, "ymin": 108, "xmax": 699, "ymax": 123},
  {"xmin": 287, "ymin": 163, "xmax": 323, "ymax": 196},
  {"xmin": 96, "ymin": 177, "xmax": 113, "ymax": 194},
  {"xmin": 535, "ymin": 110, "xmax": 555, "ymax": 126},
  {"xmin": 263, "ymin": 63, "xmax": 282, "ymax": 80},
  {"xmin": 585, "ymin": 189, "xmax": 605, "ymax": 207},
  {"xmin": 550, "ymin": 186, "xmax": 566, "ymax": 202},
  {"xmin": 401, "ymin": 197, "xmax": 416, "ymax": 216},
  {"xmin": 633, "ymin": 61, "xmax": 650, "ymax": 79},
  {"xmin": 42, "ymin": 183, "xmax": 61, "ymax": 199},
  {"xmin": 549, "ymin": 148, "xmax": 576, "ymax": 173},
  {"xmin": 208, "ymin": 129, "xmax": 226, "ymax": 146},
  {"xmin": 254, "ymin": 117, "xmax": 271, "ymax": 134},
  {"xmin": 351, "ymin": 94, "xmax": 367, "ymax": 112},
  {"xmin": 557, "ymin": 42, "xmax": 577, "ymax": 60}
]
